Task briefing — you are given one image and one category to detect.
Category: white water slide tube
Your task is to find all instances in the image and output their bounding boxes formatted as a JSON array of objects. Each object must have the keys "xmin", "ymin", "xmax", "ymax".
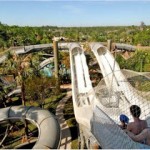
[
  {"xmin": 69, "ymin": 43, "xmax": 94, "ymax": 129},
  {"xmin": 0, "ymin": 106, "xmax": 61, "ymax": 149},
  {"xmin": 39, "ymin": 57, "xmax": 54, "ymax": 69},
  {"xmin": 0, "ymin": 43, "xmax": 70, "ymax": 64},
  {"xmin": 7, "ymin": 88, "xmax": 21, "ymax": 97},
  {"xmin": 90, "ymin": 43, "xmax": 150, "ymax": 120}
]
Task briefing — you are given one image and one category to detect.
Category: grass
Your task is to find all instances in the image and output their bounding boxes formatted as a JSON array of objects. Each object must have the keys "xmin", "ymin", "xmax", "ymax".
[
  {"xmin": 44, "ymin": 92, "xmax": 66, "ymax": 114},
  {"xmin": 19, "ymin": 92, "xmax": 66, "ymax": 114},
  {"xmin": 63, "ymin": 97, "xmax": 78, "ymax": 149}
]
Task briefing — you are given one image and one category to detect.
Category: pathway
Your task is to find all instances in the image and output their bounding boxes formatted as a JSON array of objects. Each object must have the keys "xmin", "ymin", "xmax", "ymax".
[{"xmin": 56, "ymin": 84, "xmax": 72, "ymax": 149}]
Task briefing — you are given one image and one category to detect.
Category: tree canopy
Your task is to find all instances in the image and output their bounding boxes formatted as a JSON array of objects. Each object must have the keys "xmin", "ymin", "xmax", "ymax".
[{"xmin": 0, "ymin": 22, "xmax": 150, "ymax": 51}]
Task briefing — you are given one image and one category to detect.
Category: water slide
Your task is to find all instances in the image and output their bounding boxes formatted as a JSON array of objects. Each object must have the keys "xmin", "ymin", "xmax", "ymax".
[
  {"xmin": 0, "ymin": 44, "xmax": 63, "ymax": 148},
  {"xmin": 39, "ymin": 57, "xmax": 54, "ymax": 69},
  {"xmin": 69, "ymin": 42, "xmax": 150, "ymax": 149},
  {"xmin": 2, "ymin": 42, "xmax": 150, "ymax": 148},
  {"xmin": 90, "ymin": 43, "xmax": 150, "ymax": 120},
  {"xmin": 0, "ymin": 106, "xmax": 61, "ymax": 149},
  {"xmin": 69, "ymin": 42, "xmax": 123, "ymax": 127},
  {"xmin": 7, "ymin": 87, "xmax": 21, "ymax": 97},
  {"xmin": 69, "ymin": 43, "xmax": 94, "ymax": 129},
  {"xmin": 0, "ymin": 43, "xmax": 69, "ymax": 64},
  {"xmin": 89, "ymin": 43, "xmax": 150, "ymax": 148}
]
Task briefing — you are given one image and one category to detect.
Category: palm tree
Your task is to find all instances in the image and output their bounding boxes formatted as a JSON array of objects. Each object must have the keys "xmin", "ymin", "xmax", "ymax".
[{"xmin": 1, "ymin": 51, "xmax": 37, "ymax": 106}]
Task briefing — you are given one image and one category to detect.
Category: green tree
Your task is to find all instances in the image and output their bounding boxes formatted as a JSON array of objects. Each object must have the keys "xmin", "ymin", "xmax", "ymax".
[
  {"xmin": 116, "ymin": 54, "xmax": 126, "ymax": 69},
  {"xmin": 1, "ymin": 52, "xmax": 39, "ymax": 106},
  {"xmin": 25, "ymin": 75, "xmax": 56, "ymax": 108}
]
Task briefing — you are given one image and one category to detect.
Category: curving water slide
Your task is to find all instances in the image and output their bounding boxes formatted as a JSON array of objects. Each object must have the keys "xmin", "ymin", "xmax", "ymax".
[
  {"xmin": 39, "ymin": 57, "xmax": 54, "ymax": 69},
  {"xmin": 0, "ymin": 106, "xmax": 60, "ymax": 149}
]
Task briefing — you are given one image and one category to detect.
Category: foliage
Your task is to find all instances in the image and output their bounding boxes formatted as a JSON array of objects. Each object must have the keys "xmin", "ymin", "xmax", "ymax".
[
  {"xmin": 127, "ymin": 75, "xmax": 150, "ymax": 92},
  {"xmin": 0, "ymin": 51, "xmax": 40, "ymax": 105},
  {"xmin": 116, "ymin": 54, "xmax": 126, "ymax": 69},
  {"xmin": 138, "ymin": 81, "xmax": 150, "ymax": 92},
  {"xmin": 59, "ymin": 51, "xmax": 70, "ymax": 69},
  {"xmin": 0, "ymin": 80, "xmax": 6, "ymax": 105},
  {"xmin": 0, "ymin": 22, "xmax": 150, "ymax": 50},
  {"xmin": 25, "ymin": 75, "xmax": 57, "ymax": 107},
  {"xmin": 116, "ymin": 49, "xmax": 150, "ymax": 72}
]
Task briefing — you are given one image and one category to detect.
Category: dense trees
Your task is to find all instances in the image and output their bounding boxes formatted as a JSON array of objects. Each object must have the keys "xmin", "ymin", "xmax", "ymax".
[
  {"xmin": 0, "ymin": 22, "xmax": 150, "ymax": 104},
  {"xmin": 0, "ymin": 51, "xmax": 40, "ymax": 105},
  {"xmin": 25, "ymin": 75, "xmax": 56, "ymax": 108},
  {"xmin": 0, "ymin": 22, "xmax": 150, "ymax": 52}
]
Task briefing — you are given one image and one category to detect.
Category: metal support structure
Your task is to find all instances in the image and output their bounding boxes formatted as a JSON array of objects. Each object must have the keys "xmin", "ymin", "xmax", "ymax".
[
  {"xmin": 107, "ymin": 39, "xmax": 112, "ymax": 51},
  {"xmin": 53, "ymin": 40, "xmax": 60, "ymax": 92},
  {"xmin": 53, "ymin": 40, "xmax": 59, "ymax": 78}
]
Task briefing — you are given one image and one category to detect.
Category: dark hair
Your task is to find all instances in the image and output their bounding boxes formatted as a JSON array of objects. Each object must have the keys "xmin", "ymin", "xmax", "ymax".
[{"xmin": 130, "ymin": 105, "xmax": 141, "ymax": 118}]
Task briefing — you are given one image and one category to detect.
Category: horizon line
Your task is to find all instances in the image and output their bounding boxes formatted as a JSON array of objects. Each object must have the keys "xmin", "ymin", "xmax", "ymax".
[{"xmin": 1, "ymin": 22, "xmax": 149, "ymax": 28}]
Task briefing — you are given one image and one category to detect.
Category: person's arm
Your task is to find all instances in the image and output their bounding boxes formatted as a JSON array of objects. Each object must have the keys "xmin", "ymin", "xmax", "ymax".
[
  {"xmin": 145, "ymin": 120, "xmax": 148, "ymax": 128},
  {"xmin": 127, "ymin": 129, "xmax": 147, "ymax": 142},
  {"xmin": 127, "ymin": 123, "xmax": 132, "ymax": 132}
]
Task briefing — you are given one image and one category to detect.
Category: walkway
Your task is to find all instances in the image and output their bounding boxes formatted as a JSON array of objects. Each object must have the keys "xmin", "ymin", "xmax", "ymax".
[{"xmin": 56, "ymin": 84, "xmax": 72, "ymax": 149}]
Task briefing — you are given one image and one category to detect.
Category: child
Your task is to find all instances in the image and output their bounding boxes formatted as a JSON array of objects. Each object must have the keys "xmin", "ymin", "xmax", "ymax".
[{"xmin": 127, "ymin": 105, "xmax": 147, "ymax": 135}]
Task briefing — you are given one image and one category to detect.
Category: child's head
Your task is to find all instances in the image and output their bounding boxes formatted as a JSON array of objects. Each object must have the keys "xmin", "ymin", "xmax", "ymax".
[
  {"xmin": 120, "ymin": 114, "xmax": 129, "ymax": 124},
  {"xmin": 130, "ymin": 105, "xmax": 141, "ymax": 118}
]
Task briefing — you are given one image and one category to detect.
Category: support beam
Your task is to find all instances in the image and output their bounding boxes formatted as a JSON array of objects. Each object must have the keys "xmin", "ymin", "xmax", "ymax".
[
  {"xmin": 53, "ymin": 40, "xmax": 59, "ymax": 78},
  {"xmin": 107, "ymin": 39, "xmax": 112, "ymax": 51},
  {"xmin": 53, "ymin": 40, "xmax": 60, "ymax": 92}
]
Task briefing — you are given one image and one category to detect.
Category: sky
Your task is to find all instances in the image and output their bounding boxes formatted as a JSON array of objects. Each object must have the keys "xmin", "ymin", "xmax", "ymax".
[{"xmin": 0, "ymin": 1, "xmax": 150, "ymax": 27}]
